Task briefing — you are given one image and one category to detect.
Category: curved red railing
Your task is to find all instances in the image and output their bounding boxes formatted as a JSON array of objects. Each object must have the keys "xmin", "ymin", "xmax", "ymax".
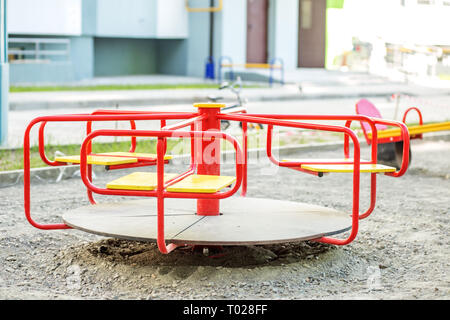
[
  {"xmin": 219, "ymin": 113, "xmax": 361, "ymax": 245},
  {"xmin": 24, "ymin": 112, "xmax": 199, "ymax": 230},
  {"xmin": 79, "ymin": 129, "xmax": 244, "ymax": 254},
  {"xmin": 78, "ymin": 129, "xmax": 243, "ymax": 200}
]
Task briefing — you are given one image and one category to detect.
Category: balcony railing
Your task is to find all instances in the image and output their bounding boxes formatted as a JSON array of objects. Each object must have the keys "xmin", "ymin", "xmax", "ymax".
[{"xmin": 8, "ymin": 37, "xmax": 70, "ymax": 63}]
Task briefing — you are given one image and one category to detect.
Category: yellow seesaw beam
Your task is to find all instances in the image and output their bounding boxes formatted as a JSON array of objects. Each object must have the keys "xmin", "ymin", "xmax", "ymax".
[{"xmin": 368, "ymin": 121, "xmax": 450, "ymax": 139}]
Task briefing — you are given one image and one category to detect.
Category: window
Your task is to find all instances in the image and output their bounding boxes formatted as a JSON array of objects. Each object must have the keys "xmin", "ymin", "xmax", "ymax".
[
  {"xmin": 301, "ymin": 0, "xmax": 312, "ymax": 30},
  {"xmin": 8, "ymin": 37, "xmax": 70, "ymax": 64}
]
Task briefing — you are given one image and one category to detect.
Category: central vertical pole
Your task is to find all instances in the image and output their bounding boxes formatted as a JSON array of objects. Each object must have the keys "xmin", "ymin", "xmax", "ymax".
[{"xmin": 194, "ymin": 103, "xmax": 225, "ymax": 216}]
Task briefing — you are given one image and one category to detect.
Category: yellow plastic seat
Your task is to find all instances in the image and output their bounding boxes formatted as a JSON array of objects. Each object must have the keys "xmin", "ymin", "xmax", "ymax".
[
  {"xmin": 281, "ymin": 158, "xmax": 368, "ymax": 163},
  {"xmin": 300, "ymin": 163, "xmax": 396, "ymax": 173},
  {"xmin": 166, "ymin": 175, "xmax": 236, "ymax": 193},
  {"xmin": 54, "ymin": 155, "xmax": 138, "ymax": 166},
  {"xmin": 97, "ymin": 152, "xmax": 173, "ymax": 160},
  {"xmin": 106, "ymin": 172, "xmax": 179, "ymax": 191},
  {"xmin": 106, "ymin": 173, "xmax": 236, "ymax": 193}
]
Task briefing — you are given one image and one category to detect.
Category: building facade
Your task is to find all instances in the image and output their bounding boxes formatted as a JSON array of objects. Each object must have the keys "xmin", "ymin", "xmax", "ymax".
[
  {"xmin": 6, "ymin": 0, "xmax": 450, "ymax": 85},
  {"xmin": 6, "ymin": 0, "xmax": 303, "ymax": 84}
]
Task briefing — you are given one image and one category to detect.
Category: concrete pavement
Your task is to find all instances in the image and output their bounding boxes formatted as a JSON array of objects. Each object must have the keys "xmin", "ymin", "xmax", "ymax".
[
  {"xmin": 9, "ymin": 69, "xmax": 450, "ymax": 111},
  {"xmin": 4, "ymin": 68, "xmax": 450, "ymax": 149}
]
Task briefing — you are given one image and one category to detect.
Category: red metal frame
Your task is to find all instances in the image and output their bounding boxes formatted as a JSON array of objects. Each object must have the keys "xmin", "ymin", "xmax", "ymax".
[
  {"xmin": 79, "ymin": 128, "xmax": 243, "ymax": 253},
  {"xmin": 357, "ymin": 101, "xmax": 423, "ymax": 145},
  {"xmin": 24, "ymin": 112, "xmax": 199, "ymax": 230},
  {"xmin": 23, "ymin": 106, "xmax": 410, "ymax": 252},
  {"xmin": 402, "ymin": 107, "xmax": 424, "ymax": 140}
]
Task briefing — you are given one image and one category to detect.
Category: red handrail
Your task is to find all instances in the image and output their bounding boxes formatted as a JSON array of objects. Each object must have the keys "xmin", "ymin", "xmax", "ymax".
[
  {"xmin": 219, "ymin": 113, "xmax": 361, "ymax": 245},
  {"xmin": 79, "ymin": 129, "xmax": 244, "ymax": 254},
  {"xmin": 24, "ymin": 113, "xmax": 199, "ymax": 230},
  {"xmin": 78, "ymin": 129, "xmax": 243, "ymax": 200},
  {"xmin": 402, "ymin": 107, "xmax": 423, "ymax": 126}
]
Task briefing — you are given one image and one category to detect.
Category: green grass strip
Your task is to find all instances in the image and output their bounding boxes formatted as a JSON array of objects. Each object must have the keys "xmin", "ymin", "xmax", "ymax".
[{"xmin": 10, "ymin": 83, "xmax": 261, "ymax": 93}]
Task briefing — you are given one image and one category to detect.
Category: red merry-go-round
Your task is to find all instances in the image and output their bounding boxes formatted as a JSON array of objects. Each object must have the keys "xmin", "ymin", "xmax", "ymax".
[{"xmin": 23, "ymin": 103, "xmax": 410, "ymax": 254}]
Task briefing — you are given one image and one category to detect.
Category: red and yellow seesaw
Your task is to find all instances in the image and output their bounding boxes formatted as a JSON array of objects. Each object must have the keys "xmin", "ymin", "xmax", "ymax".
[
  {"xmin": 23, "ymin": 103, "xmax": 410, "ymax": 254},
  {"xmin": 356, "ymin": 98, "xmax": 450, "ymax": 168}
]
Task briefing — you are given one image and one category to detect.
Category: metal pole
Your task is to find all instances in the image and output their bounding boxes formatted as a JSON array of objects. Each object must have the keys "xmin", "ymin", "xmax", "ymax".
[
  {"xmin": 194, "ymin": 103, "xmax": 224, "ymax": 216},
  {"xmin": 0, "ymin": 0, "xmax": 8, "ymax": 146},
  {"xmin": 209, "ymin": 0, "xmax": 214, "ymax": 60}
]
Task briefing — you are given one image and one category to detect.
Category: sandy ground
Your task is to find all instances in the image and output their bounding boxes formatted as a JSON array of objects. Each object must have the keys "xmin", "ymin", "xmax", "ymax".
[{"xmin": 0, "ymin": 136, "xmax": 449, "ymax": 300}]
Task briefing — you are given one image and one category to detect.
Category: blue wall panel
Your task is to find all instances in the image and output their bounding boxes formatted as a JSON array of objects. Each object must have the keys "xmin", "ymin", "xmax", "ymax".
[
  {"xmin": 157, "ymin": 39, "xmax": 187, "ymax": 75},
  {"xmin": 94, "ymin": 37, "xmax": 158, "ymax": 76},
  {"xmin": 10, "ymin": 63, "xmax": 74, "ymax": 84},
  {"xmin": 71, "ymin": 36, "xmax": 94, "ymax": 80}
]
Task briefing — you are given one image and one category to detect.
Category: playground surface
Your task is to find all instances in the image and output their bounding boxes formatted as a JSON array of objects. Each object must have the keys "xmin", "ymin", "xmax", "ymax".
[{"xmin": 0, "ymin": 134, "xmax": 448, "ymax": 300}]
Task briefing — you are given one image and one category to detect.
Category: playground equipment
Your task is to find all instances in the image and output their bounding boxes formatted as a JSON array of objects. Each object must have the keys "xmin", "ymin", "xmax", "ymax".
[
  {"xmin": 23, "ymin": 103, "xmax": 410, "ymax": 254},
  {"xmin": 356, "ymin": 98, "xmax": 450, "ymax": 168},
  {"xmin": 218, "ymin": 56, "xmax": 284, "ymax": 87}
]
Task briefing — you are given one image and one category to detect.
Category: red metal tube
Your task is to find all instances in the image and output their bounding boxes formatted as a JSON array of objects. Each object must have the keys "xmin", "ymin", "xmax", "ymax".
[
  {"xmin": 24, "ymin": 119, "xmax": 71, "ymax": 230},
  {"xmin": 78, "ymin": 129, "xmax": 243, "ymax": 201},
  {"xmin": 87, "ymin": 110, "xmax": 138, "ymax": 153},
  {"xmin": 38, "ymin": 122, "xmax": 71, "ymax": 167},
  {"xmin": 162, "ymin": 114, "xmax": 207, "ymax": 131},
  {"xmin": 241, "ymin": 118, "xmax": 248, "ymax": 197},
  {"xmin": 24, "ymin": 113, "xmax": 200, "ymax": 230},
  {"xmin": 219, "ymin": 113, "xmax": 362, "ymax": 245},
  {"xmin": 344, "ymin": 119, "xmax": 378, "ymax": 163},
  {"xmin": 359, "ymin": 173, "xmax": 377, "ymax": 220},
  {"xmin": 86, "ymin": 111, "xmax": 138, "ymax": 205},
  {"xmin": 266, "ymin": 124, "xmax": 373, "ymax": 168},
  {"xmin": 371, "ymin": 119, "xmax": 410, "ymax": 177},
  {"xmin": 402, "ymin": 107, "xmax": 423, "ymax": 125},
  {"xmin": 219, "ymin": 108, "xmax": 248, "ymax": 196}
]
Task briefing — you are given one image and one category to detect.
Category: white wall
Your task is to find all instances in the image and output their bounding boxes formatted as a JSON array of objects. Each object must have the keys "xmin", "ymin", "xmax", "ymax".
[
  {"xmin": 326, "ymin": 0, "xmax": 450, "ymax": 69},
  {"xmin": 96, "ymin": 0, "xmax": 188, "ymax": 39},
  {"xmin": 96, "ymin": 0, "xmax": 156, "ymax": 38},
  {"xmin": 268, "ymin": 0, "xmax": 299, "ymax": 69},
  {"xmin": 219, "ymin": 0, "xmax": 247, "ymax": 63},
  {"xmin": 7, "ymin": 0, "xmax": 82, "ymax": 35},
  {"xmin": 156, "ymin": 0, "xmax": 188, "ymax": 38},
  {"xmin": 327, "ymin": 0, "xmax": 450, "ymax": 58}
]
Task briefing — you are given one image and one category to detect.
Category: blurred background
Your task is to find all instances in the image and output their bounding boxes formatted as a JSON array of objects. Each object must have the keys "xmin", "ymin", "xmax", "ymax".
[
  {"xmin": 1, "ymin": 0, "xmax": 449, "ymax": 148},
  {"xmin": 3, "ymin": 0, "xmax": 450, "ymax": 84}
]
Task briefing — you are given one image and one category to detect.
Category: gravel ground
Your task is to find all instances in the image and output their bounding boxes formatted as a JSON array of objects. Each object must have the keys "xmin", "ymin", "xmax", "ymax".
[{"xmin": 0, "ymin": 136, "xmax": 449, "ymax": 300}]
